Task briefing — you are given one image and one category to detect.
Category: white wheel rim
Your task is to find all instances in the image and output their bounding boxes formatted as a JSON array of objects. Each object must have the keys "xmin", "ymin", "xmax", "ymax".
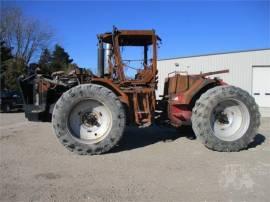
[
  {"xmin": 210, "ymin": 99, "xmax": 250, "ymax": 141},
  {"xmin": 67, "ymin": 99, "xmax": 112, "ymax": 144}
]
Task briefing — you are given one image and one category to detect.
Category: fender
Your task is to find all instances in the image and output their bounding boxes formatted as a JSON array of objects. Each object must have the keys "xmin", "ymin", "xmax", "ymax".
[
  {"xmin": 177, "ymin": 78, "xmax": 220, "ymax": 105},
  {"xmin": 168, "ymin": 77, "xmax": 223, "ymax": 127},
  {"xmin": 91, "ymin": 78, "xmax": 129, "ymax": 106}
]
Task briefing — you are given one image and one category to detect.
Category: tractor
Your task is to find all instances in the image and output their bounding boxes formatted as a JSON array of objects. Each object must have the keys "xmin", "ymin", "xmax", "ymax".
[{"xmin": 18, "ymin": 27, "xmax": 260, "ymax": 155}]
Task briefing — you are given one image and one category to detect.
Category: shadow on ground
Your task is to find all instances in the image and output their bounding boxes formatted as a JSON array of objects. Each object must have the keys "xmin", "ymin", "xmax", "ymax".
[
  {"xmin": 111, "ymin": 125, "xmax": 196, "ymax": 153},
  {"xmin": 248, "ymin": 134, "xmax": 266, "ymax": 149},
  {"xmin": 111, "ymin": 125, "xmax": 265, "ymax": 153}
]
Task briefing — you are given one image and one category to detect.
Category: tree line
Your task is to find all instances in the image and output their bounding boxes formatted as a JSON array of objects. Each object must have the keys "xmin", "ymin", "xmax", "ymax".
[{"xmin": 1, "ymin": 6, "xmax": 75, "ymax": 91}]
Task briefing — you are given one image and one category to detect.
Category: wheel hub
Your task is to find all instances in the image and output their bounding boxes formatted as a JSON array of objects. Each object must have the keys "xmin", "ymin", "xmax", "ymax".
[
  {"xmin": 68, "ymin": 99, "xmax": 112, "ymax": 144},
  {"xmin": 210, "ymin": 99, "xmax": 250, "ymax": 141},
  {"xmin": 216, "ymin": 111, "xmax": 230, "ymax": 124},
  {"xmin": 81, "ymin": 112, "xmax": 100, "ymax": 127}
]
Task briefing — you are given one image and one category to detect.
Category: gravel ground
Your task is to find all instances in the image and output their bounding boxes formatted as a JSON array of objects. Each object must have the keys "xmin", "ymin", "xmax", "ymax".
[{"xmin": 0, "ymin": 112, "xmax": 269, "ymax": 202}]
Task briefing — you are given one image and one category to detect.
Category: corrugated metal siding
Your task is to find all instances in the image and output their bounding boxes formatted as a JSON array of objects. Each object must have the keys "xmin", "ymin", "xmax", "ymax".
[{"xmin": 157, "ymin": 50, "xmax": 270, "ymax": 98}]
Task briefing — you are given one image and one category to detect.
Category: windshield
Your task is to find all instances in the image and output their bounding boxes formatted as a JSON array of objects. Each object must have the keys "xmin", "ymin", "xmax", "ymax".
[{"xmin": 120, "ymin": 45, "xmax": 153, "ymax": 79}]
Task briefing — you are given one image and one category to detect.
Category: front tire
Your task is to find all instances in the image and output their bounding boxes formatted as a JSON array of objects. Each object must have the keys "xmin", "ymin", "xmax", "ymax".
[
  {"xmin": 191, "ymin": 86, "xmax": 260, "ymax": 152},
  {"xmin": 52, "ymin": 84, "xmax": 126, "ymax": 155}
]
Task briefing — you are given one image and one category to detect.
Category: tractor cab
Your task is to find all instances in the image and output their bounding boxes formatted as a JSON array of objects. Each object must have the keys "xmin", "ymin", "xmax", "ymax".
[{"xmin": 97, "ymin": 27, "xmax": 161, "ymax": 85}]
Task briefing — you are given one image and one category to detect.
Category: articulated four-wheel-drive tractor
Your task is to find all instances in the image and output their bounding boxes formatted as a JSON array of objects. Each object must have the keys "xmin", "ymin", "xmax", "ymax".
[{"xmin": 18, "ymin": 27, "xmax": 260, "ymax": 155}]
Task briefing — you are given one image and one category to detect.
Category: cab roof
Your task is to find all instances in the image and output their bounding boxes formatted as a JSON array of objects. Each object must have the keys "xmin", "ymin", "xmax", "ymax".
[{"xmin": 99, "ymin": 30, "xmax": 161, "ymax": 46}]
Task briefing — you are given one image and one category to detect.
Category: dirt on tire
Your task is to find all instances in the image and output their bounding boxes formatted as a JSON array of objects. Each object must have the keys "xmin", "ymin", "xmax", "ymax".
[
  {"xmin": 52, "ymin": 84, "xmax": 126, "ymax": 155},
  {"xmin": 191, "ymin": 85, "xmax": 260, "ymax": 152}
]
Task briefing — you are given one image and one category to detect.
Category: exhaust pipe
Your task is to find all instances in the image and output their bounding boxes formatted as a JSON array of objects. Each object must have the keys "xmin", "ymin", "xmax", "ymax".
[
  {"xmin": 104, "ymin": 43, "xmax": 112, "ymax": 75},
  {"xmin": 97, "ymin": 40, "xmax": 104, "ymax": 77}
]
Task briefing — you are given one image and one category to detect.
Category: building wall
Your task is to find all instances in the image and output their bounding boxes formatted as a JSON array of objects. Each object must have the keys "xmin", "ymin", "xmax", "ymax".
[{"xmin": 157, "ymin": 49, "xmax": 270, "ymax": 98}]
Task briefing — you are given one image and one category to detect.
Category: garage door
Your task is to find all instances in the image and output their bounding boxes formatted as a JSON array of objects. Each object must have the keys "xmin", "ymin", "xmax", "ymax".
[{"xmin": 252, "ymin": 66, "xmax": 270, "ymax": 107}]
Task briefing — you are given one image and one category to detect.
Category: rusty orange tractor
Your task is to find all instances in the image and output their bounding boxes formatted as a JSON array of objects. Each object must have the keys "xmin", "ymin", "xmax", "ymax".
[{"xmin": 19, "ymin": 27, "xmax": 260, "ymax": 155}]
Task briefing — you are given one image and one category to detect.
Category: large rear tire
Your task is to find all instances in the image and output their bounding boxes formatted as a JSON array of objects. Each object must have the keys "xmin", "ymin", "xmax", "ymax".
[
  {"xmin": 52, "ymin": 84, "xmax": 126, "ymax": 155},
  {"xmin": 191, "ymin": 86, "xmax": 260, "ymax": 152}
]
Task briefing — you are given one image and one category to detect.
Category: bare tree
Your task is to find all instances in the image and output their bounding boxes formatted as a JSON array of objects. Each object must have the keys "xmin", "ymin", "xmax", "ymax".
[{"xmin": 0, "ymin": 7, "xmax": 53, "ymax": 64}]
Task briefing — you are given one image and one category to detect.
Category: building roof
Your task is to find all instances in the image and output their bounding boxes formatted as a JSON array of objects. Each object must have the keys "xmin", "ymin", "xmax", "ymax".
[{"xmin": 158, "ymin": 48, "xmax": 270, "ymax": 61}]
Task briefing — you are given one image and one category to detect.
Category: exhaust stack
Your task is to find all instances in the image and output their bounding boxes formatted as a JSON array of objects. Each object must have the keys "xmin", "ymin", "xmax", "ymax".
[
  {"xmin": 104, "ymin": 43, "xmax": 112, "ymax": 75},
  {"xmin": 97, "ymin": 40, "xmax": 104, "ymax": 77}
]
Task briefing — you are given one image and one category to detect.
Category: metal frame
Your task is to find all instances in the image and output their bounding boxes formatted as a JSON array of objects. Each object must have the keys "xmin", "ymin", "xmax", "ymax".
[
  {"xmin": 92, "ymin": 28, "xmax": 159, "ymax": 126},
  {"xmin": 18, "ymin": 27, "xmax": 229, "ymax": 128}
]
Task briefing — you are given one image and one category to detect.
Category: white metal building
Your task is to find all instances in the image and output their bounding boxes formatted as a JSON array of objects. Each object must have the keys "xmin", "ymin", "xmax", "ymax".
[{"xmin": 157, "ymin": 49, "xmax": 270, "ymax": 116}]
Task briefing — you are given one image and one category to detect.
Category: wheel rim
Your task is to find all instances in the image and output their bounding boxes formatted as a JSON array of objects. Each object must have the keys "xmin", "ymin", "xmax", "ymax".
[
  {"xmin": 67, "ymin": 99, "xmax": 112, "ymax": 144},
  {"xmin": 210, "ymin": 99, "xmax": 250, "ymax": 141}
]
